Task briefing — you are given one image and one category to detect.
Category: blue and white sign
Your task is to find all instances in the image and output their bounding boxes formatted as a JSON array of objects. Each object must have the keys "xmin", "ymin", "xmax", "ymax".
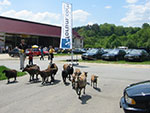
[{"xmin": 60, "ymin": 3, "xmax": 72, "ymax": 49}]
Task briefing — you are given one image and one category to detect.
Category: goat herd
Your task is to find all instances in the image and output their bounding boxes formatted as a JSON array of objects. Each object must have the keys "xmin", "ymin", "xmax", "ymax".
[{"xmin": 2, "ymin": 63, "xmax": 99, "ymax": 98}]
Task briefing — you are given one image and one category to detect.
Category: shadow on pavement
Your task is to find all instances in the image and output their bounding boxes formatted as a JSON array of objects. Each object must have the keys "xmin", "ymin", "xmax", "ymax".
[
  {"xmin": 93, "ymin": 87, "xmax": 101, "ymax": 92},
  {"xmin": 7, "ymin": 80, "xmax": 18, "ymax": 84},
  {"xmin": 74, "ymin": 65, "xmax": 89, "ymax": 68},
  {"xmin": 40, "ymin": 79, "xmax": 61, "ymax": 87},
  {"xmin": 26, "ymin": 80, "xmax": 41, "ymax": 85},
  {"xmin": 80, "ymin": 94, "xmax": 92, "ymax": 104},
  {"xmin": 64, "ymin": 82, "xmax": 70, "ymax": 86}
]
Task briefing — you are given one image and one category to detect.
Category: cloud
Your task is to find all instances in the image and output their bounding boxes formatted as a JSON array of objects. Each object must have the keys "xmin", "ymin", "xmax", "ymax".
[
  {"xmin": 0, "ymin": 0, "xmax": 11, "ymax": 6},
  {"xmin": 0, "ymin": 8, "xmax": 90, "ymax": 26},
  {"xmin": 121, "ymin": 1, "xmax": 150, "ymax": 26},
  {"xmin": 73, "ymin": 10, "xmax": 90, "ymax": 22},
  {"xmin": 0, "ymin": 0, "xmax": 11, "ymax": 11},
  {"xmin": 0, "ymin": 10, "xmax": 61, "ymax": 25},
  {"xmin": 105, "ymin": 6, "xmax": 112, "ymax": 9},
  {"xmin": 126, "ymin": 0, "xmax": 138, "ymax": 4}
]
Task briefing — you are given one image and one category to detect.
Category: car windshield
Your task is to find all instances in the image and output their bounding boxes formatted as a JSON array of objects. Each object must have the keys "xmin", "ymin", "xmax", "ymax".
[
  {"xmin": 88, "ymin": 49, "xmax": 98, "ymax": 54},
  {"xmin": 130, "ymin": 50, "xmax": 142, "ymax": 54},
  {"xmin": 108, "ymin": 49, "xmax": 119, "ymax": 54}
]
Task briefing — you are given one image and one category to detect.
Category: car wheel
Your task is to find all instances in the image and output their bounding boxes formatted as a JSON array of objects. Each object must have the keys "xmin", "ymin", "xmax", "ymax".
[{"xmin": 116, "ymin": 57, "xmax": 119, "ymax": 61}]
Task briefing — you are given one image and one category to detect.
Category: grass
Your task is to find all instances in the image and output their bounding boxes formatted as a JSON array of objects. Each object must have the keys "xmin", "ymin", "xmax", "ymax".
[
  {"xmin": 79, "ymin": 59, "xmax": 150, "ymax": 65},
  {"xmin": 0, "ymin": 65, "xmax": 26, "ymax": 80},
  {"xmin": 55, "ymin": 53, "xmax": 71, "ymax": 56}
]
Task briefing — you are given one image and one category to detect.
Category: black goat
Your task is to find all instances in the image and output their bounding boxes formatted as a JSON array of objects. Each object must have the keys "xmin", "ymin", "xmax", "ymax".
[
  {"xmin": 63, "ymin": 64, "xmax": 74, "ymax": 81},
  {"xmin": 2, "ymin": 69, "xmax": 17, "ymax": 83}
]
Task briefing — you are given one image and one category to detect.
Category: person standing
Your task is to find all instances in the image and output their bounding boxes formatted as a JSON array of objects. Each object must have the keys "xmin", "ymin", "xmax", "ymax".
[
  {"xmin": 40, "ymin": 46, "xmax": 44, "ymax": 60},
  {"xmin": 28, "ymin": 48, "xmax": 33, "ymax": 65},
  {"xmin": 49, "ymin": 46, "xmax": 55, "ymax": 64},
  {"xmin": 18, "ymin": 39, "xmax": 27, "ymax": 70}
]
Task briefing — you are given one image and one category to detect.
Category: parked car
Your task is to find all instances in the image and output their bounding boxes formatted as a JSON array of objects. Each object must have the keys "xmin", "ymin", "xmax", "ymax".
[
  {"xmin": 103, "ymin": 49, "xmax": 112, "ymax": 54},
  {"xmin": 73, "ymin": 48, "xmax": 86, "ymax": 54},
  {"xmin": 101, "ymin": 49, "xmax": 126, "ymax": 61},
  {"xmin": 124, "ymin": 49, "xmax": 149, "ymax": 61},
  {"xmin": 120, "ymin": 80, "xmax": 150, "ymax": 113},
  {"xmin": 81, "ymin": 48, "xmax": 104, "ymax": 60},
  {"xmin": 26, "ymin": 48, "xmax": 41, "ymax": 56},
  {"xmin": 43, "ymin": 48, "xmax": 49, "ymax": 55},
  {"xmin": 8, "ymin": 48, "xmax": 19, "ymax": 57}
]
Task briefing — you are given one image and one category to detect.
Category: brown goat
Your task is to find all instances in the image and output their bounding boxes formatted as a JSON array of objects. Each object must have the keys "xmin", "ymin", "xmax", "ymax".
[
  {"xmin": 39, "ymin": 69, "xmax": 51, "ymax": 84},
  {"xmin": 91, "ymin": 75, "xmax": 98, "ymax": 88},
  {"xmin": 47, "ymin": 63, "xmax": 58, "ymax": 82},
  {"xmin": 72, "ymin": 68, "xmax": 81, "ymax": 89},
  {"xmin": 39, "ymin": 63, "xmax": 58, "ymax": 84},
  {"xmin": 2, "ymin": 69, "xmax": 17, "ymax": 83},
  {"xmin": 22, "ymin": 64, "xmax": 40, "ymax": 82},
  {"xmin": 75, "ymin": 72, "xmax": 88, "ymax": 98}
]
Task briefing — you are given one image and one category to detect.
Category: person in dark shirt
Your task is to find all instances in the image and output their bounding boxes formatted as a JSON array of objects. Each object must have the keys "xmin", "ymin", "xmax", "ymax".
[{"xmin": 18, "ymin": 39, "xmax": 27, "ymax": 70}]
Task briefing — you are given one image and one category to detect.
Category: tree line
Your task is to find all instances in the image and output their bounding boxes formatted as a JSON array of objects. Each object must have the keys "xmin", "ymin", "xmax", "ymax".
[{"xmin": 73, "ymin": 23, "xmax": 150, "ymax": 49}]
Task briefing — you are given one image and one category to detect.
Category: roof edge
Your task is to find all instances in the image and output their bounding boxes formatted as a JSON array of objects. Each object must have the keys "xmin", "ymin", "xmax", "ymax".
[{"xmin": 0, "ymin": 16, "xmax": 61, "ymax": 28}]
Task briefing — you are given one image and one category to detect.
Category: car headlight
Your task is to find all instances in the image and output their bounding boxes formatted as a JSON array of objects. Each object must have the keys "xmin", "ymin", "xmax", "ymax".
[{"xmin": 125, "ymin": 93, "xmax": 136, "ymax": 105}]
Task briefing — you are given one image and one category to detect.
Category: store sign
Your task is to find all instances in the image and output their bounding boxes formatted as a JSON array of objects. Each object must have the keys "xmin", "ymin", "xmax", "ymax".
[{"xmin": 60, "ymin": 2, "xmax": 72, "ymax": 49}]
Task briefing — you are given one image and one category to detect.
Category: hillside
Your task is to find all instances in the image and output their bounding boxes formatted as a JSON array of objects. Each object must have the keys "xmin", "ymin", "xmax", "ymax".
[{"xmin": 74, "ymin": 23, "xmax": 150, "ymax": 49}]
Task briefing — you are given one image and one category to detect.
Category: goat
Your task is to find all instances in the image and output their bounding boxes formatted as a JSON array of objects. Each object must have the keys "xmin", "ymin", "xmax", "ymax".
[
  {"xmin": 75, "ymin": 72, "xmax": 88, "ymax": 98},
  {"xmin": 22, "ymin": 64, "xmax": 40, "ymax": 82},
  {"xmin": 47, "ymin": 63, "xmax": 58, "ymax": 82},
  {"xmin": 72, "ymin": 68, "xmax": 81, "ymax": 89},
  {"xmin": 39, "ymin": 63, "xmax": 58, "ymax": 84},
  {"xmin": 63, "ymin": 64, "xmax": 74, "ymax": 81},
  {"xmin": 91, "ymin": 75, "xmax": 98, "ymax": 88},
  {"xmin": 39, "ymin": 69, "xmax": 51, "ymax": 84},
  {"xmin": 2, "ymin": 69, "xmax": 17, "ymax": 83}
]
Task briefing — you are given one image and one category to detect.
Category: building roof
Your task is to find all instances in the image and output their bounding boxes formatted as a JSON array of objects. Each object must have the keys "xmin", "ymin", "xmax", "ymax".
[{"xmin": 0, "ymin": 16, "xmax": 82, "ymax": 38}]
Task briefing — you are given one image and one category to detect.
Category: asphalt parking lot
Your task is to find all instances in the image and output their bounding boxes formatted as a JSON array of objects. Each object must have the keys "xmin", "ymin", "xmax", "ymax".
[{"xmin": 0, "ymin": 54, "xmax": 150, "ymax": 113}]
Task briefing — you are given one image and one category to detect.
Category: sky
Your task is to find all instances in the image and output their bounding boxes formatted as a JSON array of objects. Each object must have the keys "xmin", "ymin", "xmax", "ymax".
[{"xmin": 0, "ymin": 0, "xmax": 149, "ymax": 27}]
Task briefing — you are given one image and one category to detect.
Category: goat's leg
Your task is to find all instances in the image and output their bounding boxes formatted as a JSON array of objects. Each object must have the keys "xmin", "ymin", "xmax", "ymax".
[
  {"xmin": 14, "ymin": 76, "xmax": 16, "ymax": 81},
  {"xmin": 36, "ymin": 74, "xmax": 39, "ymax": 80},
  {"xmin": 50, "ymin": 75, "xmax": 54, "ymax": 82},
  {"xmin": 46, "ymin": 76, "xmax": 49, "ymax": 83},
  {"xmin": 29, "ymin": 75, "xmax": 32, "ymax": 82},
  {"xmin": 7, "ymin": 78, "xmax": 10, "ymax": 84},
  {"xmin": 96, "ymin": 82, "xmax": 97, "ymax": 88},
  {"xmin": 32, "ymin": 74, "xmax": 34, "ymax": 81},
  {"xmin": 62, "ymin": 76, "xmax": 65, "ymax": 84},
  {"xmin": 78, "ymin": 89, "xmax": 81, "ymax": 99},
  {"xmin": 68, "ymin": 74, "xmax": 71, "ymax": 81},
  {"xmin": 42, "ymin": 77, "xmax": 46, "ymax": 84},
  {"xmin": 83, "ymin": 87, "xmax": 86, "ymax": 94},
  {"xmin": 72, "ymin": 81, "xmax": 75, "ymax": 89}
]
